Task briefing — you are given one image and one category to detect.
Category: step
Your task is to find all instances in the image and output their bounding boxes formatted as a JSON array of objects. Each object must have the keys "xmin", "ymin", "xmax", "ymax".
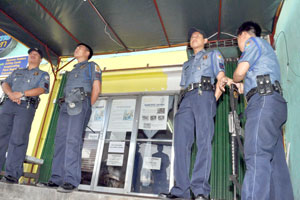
[{"xmin": 0, "ymin": 182, "xmax": 159, "ymax": 200}]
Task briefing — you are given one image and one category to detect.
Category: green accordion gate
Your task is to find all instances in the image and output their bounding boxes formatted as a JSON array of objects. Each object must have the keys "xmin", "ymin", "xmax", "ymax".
[{"xmin": 191, "ymin": 60, "xmax": 246, "ymax": 200}]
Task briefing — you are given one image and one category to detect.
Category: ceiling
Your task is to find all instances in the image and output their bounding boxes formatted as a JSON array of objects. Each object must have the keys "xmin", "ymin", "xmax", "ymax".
[{"xmin": 0, "ymin": 0, "xmax": 282, "ymax": 65}]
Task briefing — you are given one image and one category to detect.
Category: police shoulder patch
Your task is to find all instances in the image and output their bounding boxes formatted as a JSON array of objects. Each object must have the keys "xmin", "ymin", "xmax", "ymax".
[
  {"xmin": 45, "ymin": 75, "xmax": 50, "ymax": 81},
  {"xmin": 219, "ymin": 63, "xmax": 225, "ymax": 69},
  {"xmin": 245, "ymin": 40, "xmax": 253, "ymax": 49},
  {"xmin": 95, "ymin": 64, "xmax": 100, "ymax": 72},
  {"xmin": 217, "ymin": 53, "xmax": 222, "ymax": 60}
]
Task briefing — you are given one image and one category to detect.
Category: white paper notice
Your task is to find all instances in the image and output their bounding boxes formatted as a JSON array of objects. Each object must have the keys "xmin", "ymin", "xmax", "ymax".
[
  {"xmin": 139, "ymin": 96, "xmax": 169, "ymax": 130},
  {"xmin": 143, "ymin": 157, "xmax": 161, "ymax": 170},
  {"xmin": 108, "ymin": 142, "xmax": 125, "ymax": 153},
  {"xmin": 110, "ymin": 132, "xmax": 126, "ymax": 140},
  {"xmin": 107, "ymin": 99, "xmax": 136, "ymax": 132},
  {"xmin": 107, "ymin": 154, "xmax": 124, "ymax": 166},
  {"xmin": 87, "ymin": 133, "xmax": 99, "ymax": 140},
  {"xmin": 86, "ymin": 100, "xmax": 106, "ymax": 132},
  {"xmin": 82, "ymin": 149, "xmax": 91, "ymax": 159}
]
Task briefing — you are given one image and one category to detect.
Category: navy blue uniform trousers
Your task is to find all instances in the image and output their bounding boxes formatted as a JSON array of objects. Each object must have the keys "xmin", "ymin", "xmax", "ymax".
[
  {"xmin": 49, "ymin": 98, "xmax": 91, "ymax": 187},
  {"xmin": 242, "ymin": 93, "xmax": 294, "ymax": 200},
  {"xmin": 0, "ymin": 99, "xmax": 36, "ymax": 179},
  {"xmin": 170, "ymin": 90, "xmax": 216, "ymax": 198}
]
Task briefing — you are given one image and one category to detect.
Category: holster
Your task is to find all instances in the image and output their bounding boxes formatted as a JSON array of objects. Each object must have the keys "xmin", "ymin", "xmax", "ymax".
[
  {"xmin": 28, "ymin": 97, "xmax": 40, "ymax": 109},
  {"xmin": 65, "ymin": 87, "xmax": 86, "ymax": 115},
  {"xmin": 256, "ymin": 74, "xmax": 273, "ymax": 96}
]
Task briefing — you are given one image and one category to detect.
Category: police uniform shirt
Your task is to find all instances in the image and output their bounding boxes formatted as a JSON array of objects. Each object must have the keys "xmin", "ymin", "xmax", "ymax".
[
  {"xmin": 4, "ymin": 67, "xmax": 50, "ymax": 95},
  {"xmin": 238, "ymin": 37, "xmax": 281, "ymax": 95},
  {"xmin": 180, "ymin": 49, "xmax": 225, "ymax": 89},
  {"xmin": 64, "ymin": 60, "xmax": 102, "ymax": 94}
]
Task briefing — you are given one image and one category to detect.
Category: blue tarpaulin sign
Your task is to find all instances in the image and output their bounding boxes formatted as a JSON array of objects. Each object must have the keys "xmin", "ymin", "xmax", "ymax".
[{"xmin": 0, "ymin": 56, "xmax": 28, "ymax": 77}]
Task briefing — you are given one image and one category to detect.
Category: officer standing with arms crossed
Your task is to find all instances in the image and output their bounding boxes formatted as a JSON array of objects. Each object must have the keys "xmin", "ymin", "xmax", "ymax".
[
  {"xmin": 39, "ymin": 43, "xmax": 101, "ymax": 192},
  {"xmin": 233, "ymin": 21, "xmax": 294, "ymax": 200},
  {"xmin": 0, "ymin": 48, "xmax": 49, "ymax": 183},
  {"xmin": 160, "ymin": 28, "xmax": 231, "ymax": 200}
]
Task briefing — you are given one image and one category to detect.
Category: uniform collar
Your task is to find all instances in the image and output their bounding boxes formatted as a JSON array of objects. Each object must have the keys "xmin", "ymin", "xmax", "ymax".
[
  {"xmin": 26, "ymin": 66, "xmax": 39, "ymax": 71},
  {"xmin": 192, "ymin": 49, "xmax": 206, "ymax": 58},
  {"xmin": 74, "ymin": 60, "xmax": 88, "ymax": 68}
]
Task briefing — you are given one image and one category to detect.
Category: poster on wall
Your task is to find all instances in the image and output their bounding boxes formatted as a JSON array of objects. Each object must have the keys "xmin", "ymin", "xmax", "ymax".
[
  {"xmin": 138, "ymin": 96, "xmax": 169, "ymax": 130},
  {"xmin": 86, "ymin": 99, "xmax": 107, "ymax": 132},
  {"xmin": 0, "ymin": 56, "xmax": 28, "ymax": 78},
  {"xmin": 107, "ymin": 154, "xmax": 124, "ymax": 166},
  {"xmin": 107, "ymin": 99, "xmax": 136, "ymax": 132}
]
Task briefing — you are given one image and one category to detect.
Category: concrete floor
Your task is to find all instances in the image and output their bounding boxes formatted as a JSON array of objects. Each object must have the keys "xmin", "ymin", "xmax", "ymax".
[{"xmin": 0, "ymin": 182, "xmax": 160, "ymax": 200}]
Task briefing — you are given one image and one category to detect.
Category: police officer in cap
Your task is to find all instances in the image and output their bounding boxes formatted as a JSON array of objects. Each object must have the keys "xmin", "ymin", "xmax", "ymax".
[
  {"xmin": 0, "ymin": 47, "xmax": 49, "ymax": 183},
  {"xmin": 38, "ymin": 43, "xmax": 101, "ymax": 193},
  {"xmin": 233, "ymin": 21, "xmax": 294, "ymax": 200},
  {"xmin": 160, "ymin": 28, "xmax": 231, "ymax": 200}
]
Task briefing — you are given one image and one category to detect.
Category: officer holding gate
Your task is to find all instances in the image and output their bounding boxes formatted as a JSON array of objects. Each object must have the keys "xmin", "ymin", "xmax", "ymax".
[{"xmin": 233, "ymin": 21, "xmax": 294, "ymax": 200}]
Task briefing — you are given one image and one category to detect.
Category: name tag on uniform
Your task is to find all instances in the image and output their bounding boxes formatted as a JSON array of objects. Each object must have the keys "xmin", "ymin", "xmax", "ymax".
[{"xmin": 80, "ymin": 64, "xmax": 87, "ymax": 69}]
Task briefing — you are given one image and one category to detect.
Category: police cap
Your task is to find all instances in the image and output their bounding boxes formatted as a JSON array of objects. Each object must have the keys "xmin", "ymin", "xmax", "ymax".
[
  {"xmin": 28, "ymin": 48, "xmax": 43, "ymax": 58},
  {"xmin": 188, "ymin": 27, "xmax": 207, "ymax": 40}
]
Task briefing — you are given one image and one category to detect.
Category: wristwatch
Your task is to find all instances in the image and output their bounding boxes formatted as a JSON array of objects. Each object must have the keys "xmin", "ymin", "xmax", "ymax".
[{"xmin": 21, "ymin": 91, "xmax": 25, "ymax": 97}]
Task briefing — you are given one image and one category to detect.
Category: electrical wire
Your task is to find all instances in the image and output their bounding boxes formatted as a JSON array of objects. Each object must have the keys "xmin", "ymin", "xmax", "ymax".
[
  {"xmin": 104, "ymin": 24, "xmax": 124, "ymax": 48},
  {"xmin": 275, "ymin": 30, "xmax": 300, "ymax": 77}
]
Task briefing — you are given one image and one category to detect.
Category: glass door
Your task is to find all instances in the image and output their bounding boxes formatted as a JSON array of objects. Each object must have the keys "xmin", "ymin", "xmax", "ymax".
[
  {"xmin": 93, "ymin": 98, "xmax": 138, "ymax": 193},
  {"xmin": 130, "ymin": 95, "xmax": 175, "ymax": 195},
  {"xmin": 79, "ymin": 99, "xmax": 108, "ymax": 190}
]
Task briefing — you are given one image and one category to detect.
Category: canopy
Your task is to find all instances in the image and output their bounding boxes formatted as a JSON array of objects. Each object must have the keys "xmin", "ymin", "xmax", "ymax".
[{"xmin": 0, "ymin": 0, "xmax": 281, "ymax": 65}]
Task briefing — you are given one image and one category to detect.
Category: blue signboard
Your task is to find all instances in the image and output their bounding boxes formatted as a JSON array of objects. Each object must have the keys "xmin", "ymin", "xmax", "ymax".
[{"xmin": 0, "ymin": 56, "xmax": 28, "ymax": 77}]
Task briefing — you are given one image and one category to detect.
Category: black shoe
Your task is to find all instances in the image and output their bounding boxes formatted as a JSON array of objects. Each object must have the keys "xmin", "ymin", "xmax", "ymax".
[
  {"xmin": 195, "ymin": 194, "xmax": 209, "ymax": 200},
  {"xmin": 0, "ymin": 175, "xmax": 18, "ymax": 184},
  {"xmin": 159, "ymin": 192, "xmax": 180, "ymax": 199},
  {"xmin": 57, "ymin": 182, "xmax": 77, "ymax": 193},
  {"xmin": 36, "ymin": 181, "xmax": 59, "ymax": 188}
]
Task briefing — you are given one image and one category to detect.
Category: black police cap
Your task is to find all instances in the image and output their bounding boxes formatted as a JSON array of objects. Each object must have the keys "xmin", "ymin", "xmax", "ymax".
[
  {"xmin": 188, "ymin": 27, "xmax": 207, "ymax": 40},
  {"xmin": 77, "ymin": 43, "xmax": 93, "ymax": 60},
  {"xmin": 28, "ymin": 48, "xmax": 43, "ymax": 58}
]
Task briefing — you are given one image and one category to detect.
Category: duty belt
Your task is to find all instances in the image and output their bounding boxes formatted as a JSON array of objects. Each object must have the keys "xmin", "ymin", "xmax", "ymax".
[
  {"xmin": 181, "ymin": 82, "xmax": 214, "ymax": 97},
  {"xmin": 20, "ymin": 96, "xmax": 40, "ymax": 109},
  {"xmin": 246, "ymin": 85, "xmax": 281, "ymax": 102}
]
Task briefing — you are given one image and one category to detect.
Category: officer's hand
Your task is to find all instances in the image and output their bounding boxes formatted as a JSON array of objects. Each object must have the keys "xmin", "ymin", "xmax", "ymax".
[
  {"xmin": 7, "ymin": 92, "xmax": 17, "ymax": 101},
  {"xmin": 13, "ymin": 91, "xmax": 23, "ymax": 99},
  {"xmin": 219, "ymin": 77, "xmax": 233, "ymax": 92},
  {"xmin": 12, "ymin": 98, "xmax": 21, "ymax": 104},
  {"xmin": 235, "ymin": 82, "xmax": 244, "ymax": 94}
]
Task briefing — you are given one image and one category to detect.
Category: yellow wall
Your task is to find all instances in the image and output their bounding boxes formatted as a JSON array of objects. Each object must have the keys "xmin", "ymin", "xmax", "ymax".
[{"xmin": 26, "ymin": 48, "xmax": 187, "ymax": 172}]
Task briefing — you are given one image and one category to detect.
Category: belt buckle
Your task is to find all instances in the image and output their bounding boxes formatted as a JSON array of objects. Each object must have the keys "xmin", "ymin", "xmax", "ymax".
[{"xmin": 188, "ymin": 84, "xmax": 194, "ymax": 91}]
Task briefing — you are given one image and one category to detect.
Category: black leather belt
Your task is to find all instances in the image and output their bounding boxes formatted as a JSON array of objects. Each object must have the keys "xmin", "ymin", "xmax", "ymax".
[
  {"xmin": 246, "ymin": 85, "xmax": 280, "ymax": 102},
  {"xmin": 181, "ymin": 82, "xmax": 214, "ymax": 96}
]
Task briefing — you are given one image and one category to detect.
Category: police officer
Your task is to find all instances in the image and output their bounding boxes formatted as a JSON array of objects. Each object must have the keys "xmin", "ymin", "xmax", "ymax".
[
  {"xmin": 233, "ymin": 21, "xmax": 294, "ymax": 200},
  {"xmin": 160, "ymin": 28, "xmax": 230, "ymax": 200},
  {"xmin": 0, "ymin": 48, "xmax": 49, "ymax": 183},
  {"xmin": 39, "ymin": 43, "xmax": 101, "ymax": 193}
]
